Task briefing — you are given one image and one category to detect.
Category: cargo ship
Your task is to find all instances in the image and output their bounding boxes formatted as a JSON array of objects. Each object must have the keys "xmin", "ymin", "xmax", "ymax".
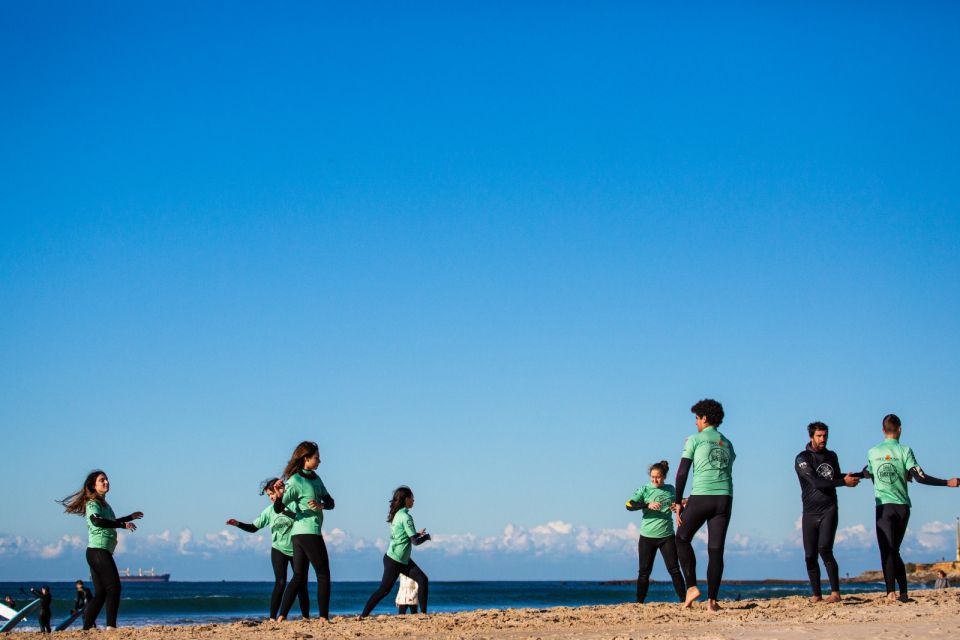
[{"xmin": 118, "ymin": 568, "xmax": 170, "ymax": 583}]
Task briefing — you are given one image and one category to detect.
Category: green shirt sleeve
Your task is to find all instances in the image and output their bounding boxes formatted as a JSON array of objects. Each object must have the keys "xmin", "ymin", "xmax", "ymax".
[
  {"xmin": 628, "ymin": 487, "xmax": 645, "ymax": 504},
  {"xmin": 282, "ymin": 478, "xmax": 299, "ymax": 507},
  {"xmin": 904, "ymin": 446, "xmax": 918, "ymax": 470},
  {"xmin": 681, "ymin": 435, "xmax": 696, "ymax": 460},
  {"xmin": 402, "ymin": 511, "xmax": 417, "ymax": 537},
  {"xmin": 252, "ymin": 506, "xmax": 271, "ymax": 530}
]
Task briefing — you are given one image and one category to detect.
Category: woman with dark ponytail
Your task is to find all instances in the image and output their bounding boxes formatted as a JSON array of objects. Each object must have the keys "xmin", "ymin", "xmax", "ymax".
[
  {"xmin": 226, "ymin": 478, "xmax": 309, "ymax": 620},
  {"xmin": 360, "ymin": 486, "xmax": 430, "ymax": 617},
  {"xmin": 625, "ymin": 460, "xmax": 685, "ymax": 603},
  {"xmin": 273, "ymin": 442, "xmax": 335, "ymax": 621},
  {"xmin": 59, "ymin": 470, "xmax": 143, "ymax": 630}
]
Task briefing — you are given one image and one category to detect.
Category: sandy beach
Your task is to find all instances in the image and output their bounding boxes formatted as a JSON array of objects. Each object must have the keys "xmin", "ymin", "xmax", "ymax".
[{"xmin": 50, "ymin": 589, "xmax": 960, "ymax": 639}]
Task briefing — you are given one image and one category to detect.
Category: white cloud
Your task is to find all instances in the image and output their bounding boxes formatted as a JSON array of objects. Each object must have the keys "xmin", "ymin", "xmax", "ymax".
[
  {"xmin": 913, "ymin": 520, "xmax": 955, "ymax": 551},
  {"xmin": 835, "ymin": 524, "xmax": 873, "ymax": 549},
  {"xmin": 4, "ymin": 518, "xmax": 954, "ymax": 566},
  {"xmin": 40, "ymin": 535, "xmax": 84, "ymax": 559}
]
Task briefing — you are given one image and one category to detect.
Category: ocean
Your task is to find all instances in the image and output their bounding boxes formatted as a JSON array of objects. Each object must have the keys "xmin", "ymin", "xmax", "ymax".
[{"xmin": 0, "ymin": 580, "xmax": 892, "ymax": 629}]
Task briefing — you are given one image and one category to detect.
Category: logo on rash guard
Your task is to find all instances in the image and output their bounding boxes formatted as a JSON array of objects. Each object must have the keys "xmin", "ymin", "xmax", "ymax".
[
  {"xmin": 709, "ymin": 446, "xmax": 731, "ymax": 470},
  {"xmin": 816, "ymin": 464, "xmax": 834, "ymax": 480},
  {"xmin": 877, "ymin": 462, "xmax": 898, "ymax": 484},
  {"xmin": 274, "ymin": 513, "xmax": 295, "ymax": 534}
]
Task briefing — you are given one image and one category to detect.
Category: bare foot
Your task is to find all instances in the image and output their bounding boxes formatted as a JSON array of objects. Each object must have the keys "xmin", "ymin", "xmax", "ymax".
[
  {"xmin": 276, "ymin": 616, "xmax": 286, "ymax": 622},
  {"xmin": 886, "ymin": 592, "xmax": 898, "ymax": 602},
  {"xmin": 683, "ymin": 586, "xmax": 701, "ymax": 609},
  {"xmin": 707, "ymin": 599, "xmax": 722, "ymax": 612},
  {"xmin": 824, "ymin": 592, "xmax": 842, "ymax": 603},
  {"xmin": 810, "ymin": 595, "xmax": 823, "ymax": 603}
]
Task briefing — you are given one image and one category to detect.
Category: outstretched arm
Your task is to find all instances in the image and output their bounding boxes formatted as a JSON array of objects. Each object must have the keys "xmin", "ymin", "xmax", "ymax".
[
  {"xmin": 908, "ymin": 467, "xmax": 957, "ymax": 487},
  {"xmin": 226, "ymin": 519, "xmax": 259, "ymax": 533},
  {"xmin": 89, "ymin": 514, "xmax": 127, "ymax": 529}
]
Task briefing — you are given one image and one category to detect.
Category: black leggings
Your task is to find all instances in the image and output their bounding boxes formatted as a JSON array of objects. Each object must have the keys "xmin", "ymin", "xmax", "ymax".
[
  {"xmin": 279, "ymin": 534, "xmax": 331, "ymax": 619},
  {"xmin": 675, "ymin": 495, "xmax": 732, "ymax": 601},
  {"xmin": 38, "ymin": 611, "xmax": 51, "ymax": 633},
  {"xmin": 876, "ymin": 504, "xmax": 910, "ymax": 596},
  {"xmin": 361, "ymin": 555, "xmax": 429, "ymax": 617},
  {"xmin": 83, "ymin": 548, "xmax": 121, "ymax": 629},
  {"xmin": 637, "ymin": 535, "xmax": 685, "ymax": 603},
  {"xmin": 802, "ymin": 507, "xmax": 840, "ymax": 597},
  {"xmin": 271, "ymin": 548, "xmax": 309, "ymax": 620}
]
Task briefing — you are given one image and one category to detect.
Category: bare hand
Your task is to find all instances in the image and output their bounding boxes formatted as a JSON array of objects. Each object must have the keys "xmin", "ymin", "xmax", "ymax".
[
  {"xmin": 129, "ymin": 511, "xmax": 144, "ymax": 520},
  {"xmin": 124, "ymin": 522, "xmax": 137, "ymax": 531},
  {"xmin": 843, "ymin": 473, "xmax": 859, "ymax": 487},
  {"xmin": 948, "ymin": 478, "xmax": 959, "ymax": 488},
  {"xmin": 648, "ymin": 501, "xmax": 662, "ymax": 510},
  {"xmin": 226, "ymin": 519, "xmax": 239, "ymax": 527},
  {"xmin": 418, "ymin": 528, "xmax": 427, "ymax": 536},
  {"xmin": 307, "ymin": 499, "xmax": 323, "ymax": 510},
  {"xmin": 273, "ymin": 480, "xmax": 285, "ymax": 494}
]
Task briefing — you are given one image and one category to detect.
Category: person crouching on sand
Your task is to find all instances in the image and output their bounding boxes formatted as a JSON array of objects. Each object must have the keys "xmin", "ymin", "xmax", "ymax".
[{"xmin": 396, "ymin": 575, "xmax": 419, "ymax": 614}]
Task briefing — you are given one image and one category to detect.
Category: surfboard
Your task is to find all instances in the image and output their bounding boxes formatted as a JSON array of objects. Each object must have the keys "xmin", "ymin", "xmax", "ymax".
[
  {"xmin": 0, "ymin": 598, "xmax": 42, "ymax": 632},
  {"xmin": 0, "ymin": 603, "xmax": 16, "ymax": 620},
  {"xmin": 53, "ymin": 608, "xmax": 83, "ymax": 632}
]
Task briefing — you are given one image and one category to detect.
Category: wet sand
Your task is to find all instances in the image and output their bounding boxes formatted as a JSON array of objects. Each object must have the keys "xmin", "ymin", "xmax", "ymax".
[{"xmin": 55, "ymin": 589, "xmax": 960, "ymax": 639}]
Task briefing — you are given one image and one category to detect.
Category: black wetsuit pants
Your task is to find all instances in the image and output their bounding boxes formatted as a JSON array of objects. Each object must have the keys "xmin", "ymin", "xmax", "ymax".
[
  {"xmin": 637, "ymin": 535, "xmax": 686, "ymax": 603},
  {"xmin": 675, "ymin": 495, "xmax": 732, "ymax": 601},
  {"xmin": 802, "ymin": 507, "xmax": 840, "ymax": 598},
  {"xmin": 271, "ymin": 548, "xmax": 309, "ymax": 620},
  {"xmin": 83, "ymin": 548, "xmax": 121, "ymax": 629},
  {"xmin": 38, "ymin": 611, "xmax": 51, "ymax": 633},
  {"xmin": 361, "ymin": 555, "xmax": 429, "ymax": 617},
  {"xmin": 876, "ymin": 504, "xmax": 910, "ymax": 596},
  {"xmin": 278, "ymin": 534, "xmax": 331, "ymax": 619},
  {"xmin": 398, "ymin": 604, "xmax": 419, "ymax": 614}
]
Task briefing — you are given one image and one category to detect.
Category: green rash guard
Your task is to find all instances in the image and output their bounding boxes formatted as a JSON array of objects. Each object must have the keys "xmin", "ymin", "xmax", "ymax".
[
  {"xmin": 282, "ymin": 473, "xmax": 330, "ymax": 536},
  {"xmin": 386, "ymin": 507, "xmax": 418, "ymax": 565},
  {"xmin": 867, "ymin": 439, "xmax": 919, "ymax": 507},
  {"xmin": 253, "ymin": 504, "xmax": 296, "ymax": 556},
  {"xmin": 85, "ymin": 499, "xmax": 118, "ymax": 553},
  {"xmin": 681, "ymin": 426, "xmax": 736, "ymax": 496},
  {"xmin": 627, "ymin": 483, "xmax": 676, "ymax": 539}
]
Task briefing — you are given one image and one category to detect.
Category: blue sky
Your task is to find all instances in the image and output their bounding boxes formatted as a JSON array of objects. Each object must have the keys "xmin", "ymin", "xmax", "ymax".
[{"xmin": 2, "ymin": 1, "xmax": 959, "ymax": 582}]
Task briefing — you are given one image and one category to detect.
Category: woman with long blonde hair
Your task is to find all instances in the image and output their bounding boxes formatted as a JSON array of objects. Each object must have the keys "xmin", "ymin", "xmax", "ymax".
[{"xmin": 59, "ymin": 470, "xmax": 143, "ymax": 630}]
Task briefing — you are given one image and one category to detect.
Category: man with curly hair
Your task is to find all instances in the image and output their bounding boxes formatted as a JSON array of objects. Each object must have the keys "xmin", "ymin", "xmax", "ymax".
[{"xmin": 674, "ymin": 398, "xmax": 735, "ymax": 612}]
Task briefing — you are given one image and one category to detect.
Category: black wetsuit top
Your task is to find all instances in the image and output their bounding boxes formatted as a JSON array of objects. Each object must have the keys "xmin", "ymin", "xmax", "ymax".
[
  {"xmin": 30, "ymin": 589, "xmax": 52, "ymax": 614},
  {"xmin": 74, "ymin": 587, "xmax": 92, "ymax": 611},
  {"xmin": 795, "ymin": 445, "xmax": 845, "ymax": 514}
]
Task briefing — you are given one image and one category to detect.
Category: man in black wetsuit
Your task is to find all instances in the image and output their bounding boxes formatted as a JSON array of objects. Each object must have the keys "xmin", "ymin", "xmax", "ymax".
[
  {"xmin": 72, "ymin": 580, "xmax": 92, "ymax": 617},
  {"xmin": 795, "ymin": 422, "xmax": 859, "ymax": 603},
  {"xmin": 29, "ymin": 586, "xmax": 52, "ymax": 633}
]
